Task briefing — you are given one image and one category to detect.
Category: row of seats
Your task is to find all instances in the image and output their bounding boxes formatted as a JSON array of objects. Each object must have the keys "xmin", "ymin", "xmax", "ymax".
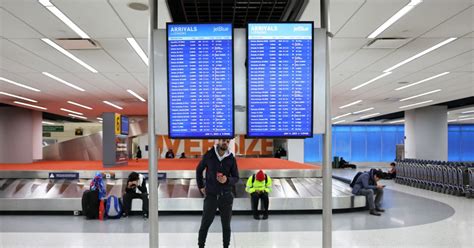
[{"xmin": 395, "ymin": 159, "xmax": 474, "ymax": 198}]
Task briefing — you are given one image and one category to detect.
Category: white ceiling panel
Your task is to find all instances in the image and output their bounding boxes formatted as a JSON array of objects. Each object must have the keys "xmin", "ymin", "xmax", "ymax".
[
  {"xmin": 0, "ymin": 57, "xmax": 37, "ymax": 73},
  {"xmin": 334, "ymin": 48, "xmax": 396, "ymax": 72},
  {"xmin": 453, "ymin": 62, "xmax": 474, "ymax": 72},
  {"xmin": 71, "ymin": 72, "xmax": 125, "ymax": 98},
  {"xmin": 102, "ymin": 72, "xmax": 146, "ymax": 92},
  {"xmin": 330, "ymin": 38, "xmax": 368, "ymax": 68},
  {"xmin": 0, "ymin": 8, "xmax": 42, "ymax": 38},
  {"xmin": 98, "ymin": 39, "xmax": 148, "ymax": 73},
  {"xmin": 423, "ymin": 50, "xmax": 474, "ymax": 72},
  {"xmin": 330, "ymin": 0, "xmax": 366, "ymax": 34},
  {"xmin": 71, "ymin": 49, "xmax": 127, "ymax": 73},
  {"xmin": 0, "ymin": 68, "xmax": 44, "ymax": 91},
  {"xmin": 52, "ymin": 0, "xmax": 131, "ymax": 38},
  {"xmin": 422, "ymin": 5, "xmax": 474, "ymax": 38},
  {"xmin": 131, "ymin": 72, "xmax": 148, "ymax": 86},
  {"xmin": 109, "ymin": 0, "xmax": 149, "ymax": 38}
]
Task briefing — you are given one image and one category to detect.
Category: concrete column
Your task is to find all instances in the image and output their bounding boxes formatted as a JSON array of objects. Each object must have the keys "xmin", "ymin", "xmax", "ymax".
[
  {"xmin": 287, "ymin": 139, "xmax": 304, "ymax": 163},
  {"xmin": 405, "ymin": 106, "xmax": 448, "ymax": 160},
  {"xmin": 0, "ymin": 107, "xmax": 42, "ymax": 163}
]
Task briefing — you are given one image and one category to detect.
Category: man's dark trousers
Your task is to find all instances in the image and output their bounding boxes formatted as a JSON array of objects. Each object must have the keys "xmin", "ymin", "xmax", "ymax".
[{"xmin": 198, "ymin": 193, "xmax": 234, "ymax": 248}]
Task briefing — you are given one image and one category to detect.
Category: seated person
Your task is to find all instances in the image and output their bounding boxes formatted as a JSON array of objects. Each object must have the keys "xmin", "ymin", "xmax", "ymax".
[
  {"xmin": 179, "ymin": 152, "xmax": 186, "ymax": 159},
  {"xmin": 388, "ymin": 162, "xmax": 396, "ymax": 179},
  {"xmin": 339, "ymin": 157, "xmax": 356, "ymax": 169},
  {"xmin": 123, "ymin": 172, "xmax": 149, "ymax": 218},
  {"xmin": 165, "ymin": 149, "xmax": 175, "ymax": 159},
  {"xmin": 351, "ymin": 169, "xmax": 385, "ymax": 216},
  {"xmin": 245, "ymin": 170, "xmax": 272, "ymax": 220}
]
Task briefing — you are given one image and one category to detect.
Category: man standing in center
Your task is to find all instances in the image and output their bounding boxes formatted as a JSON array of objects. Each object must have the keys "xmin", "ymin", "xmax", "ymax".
[{"xmin": 196, "ymin": 139, "xmax": 240, "ymax": 248}]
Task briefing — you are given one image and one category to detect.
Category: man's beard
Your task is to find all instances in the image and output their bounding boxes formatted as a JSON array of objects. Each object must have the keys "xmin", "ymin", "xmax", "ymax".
[{"xmin": 219, "ymin": 144, "xmax": 228, "ymax": 151}]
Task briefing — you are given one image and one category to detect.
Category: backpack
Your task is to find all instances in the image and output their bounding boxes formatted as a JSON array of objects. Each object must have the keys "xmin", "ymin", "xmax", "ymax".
[
  {"xmin": 350, "ymin": 172, "xmax": 363, "ymax": 188},
  {"xmin": 82, "ymin": 190, "xmax": 100, "ymax": 219},
  {"xmin": 105, "ymin": 195, "xmax": 122, "ymax": 219},
  {"xmin": 251, "ymin": 174, "xmax": 268, "ymax": 184}
]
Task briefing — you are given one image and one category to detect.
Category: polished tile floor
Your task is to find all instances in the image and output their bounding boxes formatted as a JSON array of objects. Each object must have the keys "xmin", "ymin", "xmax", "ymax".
[{"xmin": 1, "ymin": 172, "xmax": 473, "ymax": 247}]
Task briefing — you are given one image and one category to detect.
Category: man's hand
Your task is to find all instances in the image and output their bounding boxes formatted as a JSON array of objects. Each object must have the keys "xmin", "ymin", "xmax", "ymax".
[
  {"xmin": 200, "ymin": 187, "xmax": 206, "ymax": 196},
  {"xmin": 128, "ymin": 181, "xmax": 138, "ymax": 188},
  {"xmin": 376, "ymin": 184, "xmax": 385, "ymax": 189},
  {"xmin": 217, "ymin": 174, "xmax": 227, "ymax": 184}
]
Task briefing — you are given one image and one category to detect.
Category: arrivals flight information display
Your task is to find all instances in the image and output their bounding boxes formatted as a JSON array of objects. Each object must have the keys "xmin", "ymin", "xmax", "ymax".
[
  {"xmin": 167, "ymin": 23, "xmax": 234, "ymax": 138},
  {"xmin": 247, "ymin": 22, "xmax": 313, "ymax": 137}
]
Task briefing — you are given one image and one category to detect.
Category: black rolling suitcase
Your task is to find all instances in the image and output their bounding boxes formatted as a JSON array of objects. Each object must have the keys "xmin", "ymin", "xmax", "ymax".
[{"xmin": 82, "ymin": 190, "xmax": 100, "ymax": 219}]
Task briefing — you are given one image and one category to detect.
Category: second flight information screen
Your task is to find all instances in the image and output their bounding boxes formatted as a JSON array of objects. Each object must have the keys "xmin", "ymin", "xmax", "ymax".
[
  {"xmin": 167, "ymin": 23, "xmax": 234, "ymax": 138},
  {"xmin": 247, "ymin": 22, "xmax": 313, "ymax": 138}
]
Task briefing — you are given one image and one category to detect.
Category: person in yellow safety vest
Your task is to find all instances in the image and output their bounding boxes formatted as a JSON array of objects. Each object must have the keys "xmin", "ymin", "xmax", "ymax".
[{"xmin": 245, "ymin": 170, "xmax": 272, "ymax": 220}]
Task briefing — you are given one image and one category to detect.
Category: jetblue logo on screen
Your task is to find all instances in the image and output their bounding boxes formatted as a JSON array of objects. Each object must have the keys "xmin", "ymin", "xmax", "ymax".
[
  {"xmin": 171, "ymin": 26, "xmax": 197, "ymax": 32},
  {"xmin": 214, "ymin": 26, "xmax": 229, "ymax": 32},
  {"xmin": 294, "ymin": 26, "xmax": 310, "ymax": 32}
]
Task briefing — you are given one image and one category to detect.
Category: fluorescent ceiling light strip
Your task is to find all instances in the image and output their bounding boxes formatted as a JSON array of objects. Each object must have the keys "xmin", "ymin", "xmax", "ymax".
[
  {"xmin": 42, "ymin": 121, "xmax": 55, "ymax": 125},
  {"xmin": 98, "ymin": 120, "xmax": 103, "ymax": 123},
  {"xmin": 399, "ymin": 100, "xmax": 433, "ymax": 109},
  {"xmin": 395, "ymin": 72, "xmax": 450, "ymax": 91},
  {"xmin": 103, "ymin": 100, "xmax": 123, "ymax": 110},
  {"xmin": 42, "ymin": 72, "xmax": 85, "ymax": 92},
  {"xmin": 359, "ymin": 113, "xmax": 381, "ymax": 119},
  {"xmin": 368, "ymin": 0, "xmax": 423, "ymax": 39},
  {"xmin": 13, "ymin": 101, "xmax": 47, "ymax": 110},
  {"xmin": 97, "ymin": 117, "xmax": 103, "ymax": 120},
  {"xmin": 351, "ymin": 72, "xmax": 392, "ymax": 91},
  {"xmin": 389, "ymin": 119, "xmax": 405, "ymax": 124},
  {"xmin": 461, "ymin": 110, "xmax": 474, "ymax": 114},
  {"xmin": 38, "ymin": 0, "xmax": 89, "ymax": 39},
  {"xmin": 458, "ymin": 115, "xmax": 474, "ymax": 119},
  {"xmin": 41, "ymin": 39, "xmax": 98, "ymax": 73},
  {"xmin": 458, "ymin": 117, "xmax": 474, "ymax": 121},
  {"xmin": 339, "ymin": 100, "xmax": 362, "ymax": 109},
  {"xmin": 126, "ymin": 38, "xmax": 149, "ymax": 66},
  {"xmin": 384, "ymin": 38, "xmax": 457, "ymax": 73},
  {"xmin": 67, "ymin": 101, "xmax": 92, "ymax": 110},
  {"xmin": 0, "ymin": 77, "xmax": 41, "ymax": 92},
  {"xmin": 127, "ymin": 89, "xmax": 146, "ymax": 102},
  {"xmin": 399, "ymin": 89, "xmax": 441, "ymax": 102},
  {"xmin": 448, "ymin": 119, "xmax": 457, "ymax": 123},
  {"xmin": 353, "ymin": 107, "xmax": 375, "ymax": 114},
  {"xmin": 60, "ymin": 108, "xmax": 83, "ymax": 115},
  {"xmin": 0, "ymin": 91, "xmax": 37, "ymax": 103},
  {"xmin": 333, "ymin": 120, "xmax": 346, "ymax": 124},
  {"xmin": 332, "ymin": 113, "xmax": 351, "ymax": 120},
  {"xmin": 68, "ymin": 113, "xmax": 87, "ymax": 120}
]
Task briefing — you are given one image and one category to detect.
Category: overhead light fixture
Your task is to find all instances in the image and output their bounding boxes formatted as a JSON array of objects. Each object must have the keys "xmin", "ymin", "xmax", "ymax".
[
  {"xmin": 60, "ymin": 108, "xmax": 83, "ymax": 115},
  {"xmin": 97, "ymin": 117, "xmax": 103, "ymax": 121},
  {"xmin": 399, "ymin": 100, "xmax": 433, "ymax": 109},
  {"xmin": 103, "ymin": 100, "xmax": 123, "ymax": 110},
  {"xmin": 461, "ymin": 110, "xmax": 474, "ymax": 114},
  {"xmin": 399, "ymin": 89, "xmax": 441, "ymax": 102},
  {"xmin": 126, "ymin": 38, "xmax": 148, "ymax": 66},
  {"xmin": 368, "ymin": 0, "xmax": 423, "ymax": 39},
  {"xmin": 384, "ymin": 38, "xmax": 457, "ymax": 73},
  {"xmin": 458, "ymin": 117, "xmax": 474, "ymax": 121},
  {"xmin": 359, "ymin": 113, "xmax": 381, "ymax": 119},
  {"xmin": 448, "ymin": 119, "xmax": 457, "ymax": 123},
  {"xmin": 13, "ymin": 101, "xmax": 47, "ymax": 110},
  {"xmin": 339, "ymin": 100, "xmax": 362, "ymax": 109},
  {"xmin": 351, "ymin": 72, "xmax": 392, "ymax": 91},
  {"xmin": 0, "ymin": 91, "xmax": 38, "ymax": 103},
  {"xmin": 458, "ymin": 115, "xmax": 474, "ymax": 119},
  {"xmin": 127, "ymin": 89, "xmax": 146, "ymax": 102},
  {"xmin": 98, "ymin": 120, "xmax": 103, "ymax": 123},
  {"xmin": 42, "ymin": 72, "xmax": 85, "ymax": 92},
  {"xmin": 0, "ymin": 77, "xmax": 41, "ymax": 92},
  {"xmin": 333, "ymin": 120, "xmax": 346, "ymax": 124},
  {"xmin": 68, "ymin": 113, "xmax": 87, "ymax": 120},
  {"xmin": 332, "ymin": 113, "xmax": 352, "ymax": 120},
  {"xmin": 353, "ymin": 107, "xmax": 375, "ymax": 114},
  {"xmin": 389, "ymin": 119, "xmax": 405, "ymax": 124},
  {"xmin": 42, "ymin": 121, "xmax": 55, "ymax": 125},
  {"xmin": 67, "ymin": 101, "xmax": 92, "ymax": 110},
  {"xmin": 41, "ymin": 38, "xmax": 98, "ymax": 73},
  {"xmin": 395, "ymin": 72, "xmax": 450, "ymax": 91},
  {"xmin": 38, "ymin": 0, "xmax": 90, "ymax": 39}
]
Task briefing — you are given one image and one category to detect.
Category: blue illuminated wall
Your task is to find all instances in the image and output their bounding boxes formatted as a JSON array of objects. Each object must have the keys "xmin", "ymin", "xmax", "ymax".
[{"xmin": 304, "ymin": 125, "xmax": 474, "ymax": 162}]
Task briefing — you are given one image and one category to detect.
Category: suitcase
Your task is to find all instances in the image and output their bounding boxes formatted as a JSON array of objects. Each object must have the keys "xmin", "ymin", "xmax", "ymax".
[{"xmin": 82, "ymin": 190, "xmax": 100, "ymax": 219}]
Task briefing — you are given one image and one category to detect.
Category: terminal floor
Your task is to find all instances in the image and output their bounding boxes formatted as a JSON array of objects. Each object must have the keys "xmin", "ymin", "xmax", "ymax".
[
  {"xmin": 1, "ymin": 175, "xmax": 473, "ymax": 247},
  {"xmin": 0, "ymin": 158, "xmax": 319, "ymax": 171}
]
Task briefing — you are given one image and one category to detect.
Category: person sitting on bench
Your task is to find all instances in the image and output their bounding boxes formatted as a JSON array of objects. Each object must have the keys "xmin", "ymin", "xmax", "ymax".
[
  {"xmin": 245, "ymin": 170, "xmax": 272, "ymax": 220},
  {"xmin": 123, "ymin": 172, "xmax": 149, "ymax": 218},
  {"xmin": 351, "ymin": 169, "xmax": 385, "ymax": 216}
]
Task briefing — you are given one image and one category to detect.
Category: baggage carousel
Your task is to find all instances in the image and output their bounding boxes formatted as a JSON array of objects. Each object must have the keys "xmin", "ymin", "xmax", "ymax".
[{"xmin": 0, "ymin": 170, "xmax": 366, "ymax": 212}]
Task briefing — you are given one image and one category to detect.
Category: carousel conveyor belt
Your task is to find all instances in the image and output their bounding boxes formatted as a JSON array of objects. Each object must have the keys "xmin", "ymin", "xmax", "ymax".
[{"xmin": 0, "ymin": 178, "xmax": 366, "ymax": 211}]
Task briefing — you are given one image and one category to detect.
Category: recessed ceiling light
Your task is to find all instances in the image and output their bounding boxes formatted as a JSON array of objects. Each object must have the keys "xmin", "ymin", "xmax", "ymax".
[
  {"xmin": 368, "ymin": 0, "xmax": 423, "ymax": 39},
  {"xmin": 389, "ymin": 119, "xmax": 405, "ymax": 124},
  {"xmin": 461, "ymin": 110, "xmax": 474, "ymax": 114},
  {"xmin": 42, "ymin": 72, "xmax": 85, "ymax": 91},
  {"xmin": 127, "ymin": 38, "xmax": 148, "ymax": 66},
  {"xmin": 60, "ymin": 108, "xmax": 83, "ymax": 115},
  {"xmin": 384, "ymin": 38, "xmax": 457, "ymax": 72},
  {"xmin": 127, "ymin": 89, "xmax": 146, "ymax": 102},
  {"xmin": 359, "ymin": 113, "xmax": 381, "ymax": 119},
  {"xmin": 41, "ymin": 38, "xmax": 98, "ymax": 73},
  {"xmin": 0, "ymin": 77, "xmax": 41, "ymax": 92},
  {"xmin": 67, "ymin": 101, "xmax": 92, "ymax": 110},
  {"xmin": 351, "ymin": 72, "xmax": 392, "ymax": 91},
  {"xmin": 0, "ymin": 91, "xmax": 38, "ymax": 103},
  {"xmin": 399, "ymin": 89, "xmax": 441, "ymax": 102},
  {"xmin": 42, "ymin": 121, "xmax": 56, "ymax": 125},
  {"xmin": 333, "ymin": 120, "xmax": 346, "ymax": 124},
  {"xmin": 339, "ymin": 100, "xmax": 362, "ymax": 109},
  {"xmin": 399, "ymin": 100, "xmax": 433, "ymax": 109},
  {"xmin": 353, "ymin": 107, "xmax": 375, "ymax": 114},
  {"xmin": 38, "ymin": 0, "xmax": 90, "ymax": 39},
  {"xmin": 332, "ymin": 113, "xmax": 352, "ymax": 120},
  {"xmin": 13, "ymin": 101, "xmax": 47, "ymax": 110},
  {"xmin": 128, "ymin": 2, "xmax": 149, "ymax": 11},
  {"xmin": 68, "ymin": 113, "xmax": 87, "ymax": 120},
  {"xmin": 395, "ymin": 72, "xmax": 450, "ymax": 91},
  {"xmin": 103, "ymin": 100, "xmax": 123, "ymax": 110}
]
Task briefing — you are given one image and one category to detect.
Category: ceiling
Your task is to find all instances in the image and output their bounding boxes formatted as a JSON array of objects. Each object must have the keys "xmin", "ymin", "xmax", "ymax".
[{"xmin": 0, "ymin": 0, "xmax": 473, "ymax": 124}]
